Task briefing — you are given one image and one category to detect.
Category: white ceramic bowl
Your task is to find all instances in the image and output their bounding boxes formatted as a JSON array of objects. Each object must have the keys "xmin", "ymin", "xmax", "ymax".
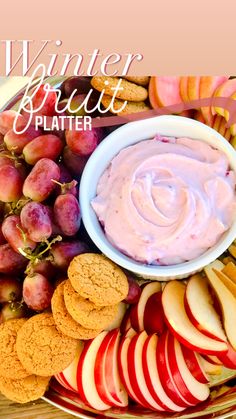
[{"xmin": 79, "ymin": 115, "xmax": 236, "ymax": 280}]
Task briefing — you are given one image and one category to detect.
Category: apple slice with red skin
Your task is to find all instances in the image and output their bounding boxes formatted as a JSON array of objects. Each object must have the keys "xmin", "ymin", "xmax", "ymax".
[
  {"xmin": 180, "ymin": 345, "xmax": 209, "ymax": 384},
  {"xmin": 167, "ymin": 333, "xmax": 210, "ymax": 405},
  {"xmin": 142, "ymin": 334, "xmax": 185, "ymax": 412},
  {"xmin": 198, "ymin": 355, "xmax": 222, "ymax": 375},
  {"xmin": 95, "ymin": 329, "xmax": 128, "ymax": 407},
  {"xmin": 213, "ymin": 78, "xmax": 236, "ymax": 116},
  {"xmin": 199, "ymin": 76, "xmax": 228, "ymax": 125},
  {"xmin": 77, "ymin": 331, "xmax": 111, "ymax": 410},
  {"xmin": 217, "ymin": 343, "xmax": 236, "ymax": 369},
  {"xmin": 184, "ymin": 274, "xmax": 226, "ymax": 342},
  {"xmin": 179, "ymin": 77, "xmax": 189, "ymax": 103},
  {"xmin": 105, "ymin": 302, "xmax": 127, "ymax": 331},
  {"xmin": 156, "ymin": 331, "xmax": 189, "ymax": 407},
  {"xmin": 118, "ymin": 329, "xmax": 142, "ymax": 405},
  {"xmin": 104, "ymin": 329, "xmax": 128, "ymax": 406},
  {"xmin": 55, "ymin": 373, "xmax": 72, "ymax": 391},
  {"xmin": 120, "ymin": 306, "xmax": 132, "ymax": 335},
  {"xmin": 143, "ymin": 291, "xmax": 165, "ymax": 335},
  {"xmin": 188, "ymin": 77, "xmax": 201, "ymax": 101},
  {"xmin": 152, "ymin": 77, "xmax": 182, "ymax": 107},
  {"xmin": 130, "ymin": 282, "xmax": 162, "ymax": 332},
  {"xmin": 55, "ymin": 341, "xmax": 84, "ymax": 393},
  {"xmin": 204, "ymin": 263, "xmax": 236, "ymax": 350},
  {"xmin": 127, "ymin": 331, "xmax": 165, "ymax": 410},
  {"xmin": 162, "ymin": 281, "xmax": 228, "ymax": 355},
  {"xmin": 201, "ymin": 355, "xmax": 223, "ymax": 366}
]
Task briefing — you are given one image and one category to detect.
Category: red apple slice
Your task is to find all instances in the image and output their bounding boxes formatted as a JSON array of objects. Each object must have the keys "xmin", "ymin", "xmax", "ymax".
[
  {"xmin": 94, "ymin": 331, "xmax": 128, "ymax": 407},
  {"xmin": 127, "ymin": 331, "xmax": 164, "ymax": 410},
  {"xmin": 120, "ymin": 307, "xmax": 132, "ymax": 335},
  {"xmin": 194, "ymin": 110, "xmax": 205, "ymax": 123},
  {"xmin": 105, "ymin": 303, "xmax": 127, "ymax": 331},
  {"xmin": 142, "ymin": 334, "xmax": 185, "ymax": 412},
  {"xmin": 156, "ymin": 331, "xmax": 189, "ymax": 407},
  {"xmin": 130, "ymin": 282, "xmax": 162, "ymax": 332},
  {"xmin": 213, "ymin": 78, "xmax": 236, "ymax": 116},
  {"xmin": 184, "ymin": 274, "xmax": 226, "ymax": 342},
  {"xmin": 179, "ymin": 77, "xmax": 189, "ymax": 103},
  {"xmin": 201, "ymin": 355, "xmax": 223, "ymax": 366},
  {"xmin": 77, "ymin": 331, "xmax": 111, "ymax": 410},
  {"xmin": 162, "ymin": 281, "xmax": 228, "ymax": 355},
  {"xmin": 55, "ymin": 373, "xmax": 72, "ymax": 391},
  {"xmin": 204, "ymin": 263, "xmax": 236, "ymax": 350},
  {"xmin": 180, "ymin": 345, "xmax": 209, "ymax": 384},
  {"xmin": 198, "ymin": 355, "xmax": 222, "ymax": 375},
  {"xmin": 153, "ymin": 77, "xmax": 182, "ymax": 107},
  {"xmin": 167, "ymin": 333, "xmax": 210, "ymax": 404},
  {"xmin": 213, "ymin": 269, "xmax": 236, "ymax": 298},
  {"xmin": 218, "ymin": 342, "xmax": 236, "ymax": 369},
  {"xmin": 55, "ymin": 341, "xmax": 84, "ymax": 393},
  {"xmin": 149, "ymin": 77, "xmax": 160, "ymax": 109},
  {"xmin": 104, "ymin": 329, "xmax": 128, "ymax": 406},
  {"xmin": 199, "ymin": 76, "xmax": 228, "ymax": 125},
  {"xmin": 117, "ymin": 329, "xmax": 141, "ymax": 405},
  {"xmin": 188, "ymin": 77, "xmax": 200, "ymax": 101},
  {"xmin": 143, "ymin": 291, "xmax": 165, "ymax": 335}
]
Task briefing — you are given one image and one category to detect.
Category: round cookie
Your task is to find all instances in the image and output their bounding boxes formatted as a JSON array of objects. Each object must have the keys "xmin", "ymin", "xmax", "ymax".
[
  {"xmin": 51, "ymin": 281, "xmax": 102, "ymax": 339},
  {"xmin": 91, "ymin": 76, "xmax": 148, "ymax": 102},
  {"xmin": 101, "ymin": 95, "xmax": 150, "ymax": 115},
  {"xmin": 0, "ymin": 319, "xmax": 30, "ymax": 379},
  {"xmin": 68, "ymin": 253, "xmax": 128, "ymax": 306},
  {"xmin": 16, "ymin": 313, "xmax": 78, "ymax": 377},
  {"xmin": 64, "ymin": 279, "xmax": 118, "ymax": 330},
  {"xmin": 0, "ymin": 374, "xmax": 50, "ymax": 404},
  {"xmin": 124, "ymin": 76, "xmax": 150, "ymax": 86}
]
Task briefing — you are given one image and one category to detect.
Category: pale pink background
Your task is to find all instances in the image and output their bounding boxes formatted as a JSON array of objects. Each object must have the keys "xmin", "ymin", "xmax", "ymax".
[{"xmin": 0, "ymin": 0, "xmax": 235, "ymax": 75}]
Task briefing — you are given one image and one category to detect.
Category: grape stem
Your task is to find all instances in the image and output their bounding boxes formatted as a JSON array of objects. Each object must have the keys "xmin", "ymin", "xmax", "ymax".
[
  {"xmin": 51, "ymin": 178, "xmax": 77, "ymax": 194},
  {"xmin": 21, "ymin": 235, "xmax": 62, "ymax": 275}
]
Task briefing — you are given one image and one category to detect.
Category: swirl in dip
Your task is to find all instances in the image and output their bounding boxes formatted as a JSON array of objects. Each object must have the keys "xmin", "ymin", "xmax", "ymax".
[{"xmin": 91, "ymin": 136, "xmax": 236, "ymax": 265}]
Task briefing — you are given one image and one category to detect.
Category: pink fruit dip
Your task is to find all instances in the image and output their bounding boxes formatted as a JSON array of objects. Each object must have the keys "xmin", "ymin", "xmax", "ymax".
[{"xmin": 91, "ymin": 136, "xmax": 236, "ymax": 265}]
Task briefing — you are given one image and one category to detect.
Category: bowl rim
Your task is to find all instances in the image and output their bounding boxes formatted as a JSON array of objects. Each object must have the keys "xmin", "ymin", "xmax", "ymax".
[{"xmin": 79, "ymin": 115, "xmax": 236, "ymax": 278}]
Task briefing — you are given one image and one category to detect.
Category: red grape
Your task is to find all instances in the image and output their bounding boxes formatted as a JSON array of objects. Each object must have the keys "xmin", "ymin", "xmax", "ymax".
[
  {"xmin": 65, "ymin": 129, "xmax": 98, "ymax": 156},
  {"xmin": 62, "ymin": 76, "xmax": 92, "ymax": 97},
  {"xmin": 0, "ymin": 110, "xmax": 26, "ymax": 135},
  {"xmin": 0, "ymin": 244, "xmax": 27, "ymax": 274},
  {"xmin": 2, "ymin": 215, "xmax": 36, "ymax": 254},
  {"xmin": 0, "ymin": 302, "xmax": 27, "ymax": 323},
  {"xmin": 31, "ymin": 84, "xmax": 57, "ymax": 116},
  {"xmin": 63, "ymin": 146, "xmax": 88, "ymax": 177},
  {"xmin": 23, "ymin": 273, "xmax": 53, "ymax": 311},
  {"xmin": 20, "ymin": 202, "xmax": 52, "ymax": 242},
  {"xmin": 0, "ymin": 151, "xmax": 15, "ymax": 169},
  {"xmin": 0, "ymin": 225, "xmax": 6, "ymax": 245},
  {"xmin": 0, "ymin": 165, "xmax": 23, "ymax": 202},
  {"xmin": 53, "ymin": 164, "xmax": 77, "ymax": 196},
  {"xmin": 124, "ymin": 276, "xmax": 141, "ymax": 304},
  {"xmin": 53, "ymin": 194, "xmax": 81, "ymax": 236},
  {"xmin": 4, "ymin": 125, "xmax": 41, "ymax": 154},
  {"xmin": 23, "ymin": 158, "xmax": 60, "ymax": 202},
  {"xmin": 0, "ymin": 276, "xmax": 22, "ymax": 303},
  {"xmin": 23, "ymin": 134, "xmax": 63, "ymax": 165},
  {"xmin": 50, "ymin": 240, "xmax": 89, "ymax": 270},
  {"xmin": 26, "ymin": 259, "xmax": 56, "ymax": 280}
]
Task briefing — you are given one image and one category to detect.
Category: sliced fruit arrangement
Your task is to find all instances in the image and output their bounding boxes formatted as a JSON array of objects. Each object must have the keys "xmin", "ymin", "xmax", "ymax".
[
  {"xmin": 55, "ymin": 259, "xmax": 236, "ymax": 412},
  {"xmin": 149, "ymin": 76, "xmax": 236, "ymax": 147}
]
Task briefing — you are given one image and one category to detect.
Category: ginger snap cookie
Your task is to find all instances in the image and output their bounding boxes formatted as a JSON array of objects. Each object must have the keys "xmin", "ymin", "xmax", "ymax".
[
  {"xmin": 91, "ymin": 76, "xmax": 148, "ymax": 102},
  {"xmin": 124, "ymin": 76, "xmax": 150, "ymax": 86},
  {"xmin": 0, "ymin": 319, "xmax": 30, "ymax": 379},
  {"xmin": 0, "ymin": 374, "xmax": 50, "ymax": 404},
  {"xmin": 101, "ymin": 95, "xmax": 150, "ymax": 115},
  {"xmin": 16, "ymin": 313, "xmax": 78, "ymax": 377},
  {"xmin": 52, "ymin": 281, "xmax": 102, "ymax": 339},
  {"xmin": 64, "ymin": 279, "xmax": 119, "ymax": 330},
  {"xmin": 68, "ymin": 253, "xmax": 129, "ymax": 306}
]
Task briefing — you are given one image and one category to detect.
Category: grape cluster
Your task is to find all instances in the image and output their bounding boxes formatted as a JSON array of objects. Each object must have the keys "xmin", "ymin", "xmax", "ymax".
[{"xmin": 0, "ymin": 77, "xmax": 104, "ymax": 320}]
